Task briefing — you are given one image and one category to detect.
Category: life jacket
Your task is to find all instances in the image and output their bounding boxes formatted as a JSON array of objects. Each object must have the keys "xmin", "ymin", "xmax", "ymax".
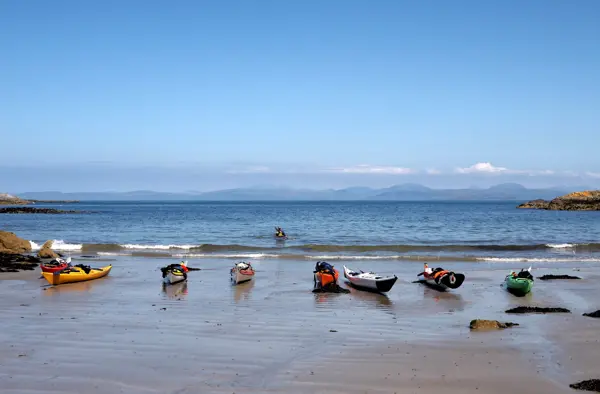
[
  {"xmin": 432, "ymin": 269, "xmax": 448, "ymax": 280},
  {"xmin": 314, "ymin": 261, "xmax": 338, "ymax": 287}
]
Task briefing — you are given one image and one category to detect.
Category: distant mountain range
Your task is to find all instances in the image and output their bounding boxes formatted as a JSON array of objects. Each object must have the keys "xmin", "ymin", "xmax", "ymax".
[{"xmin": 15, "ymin": 183, "xmax": 585, "ymax": 202}]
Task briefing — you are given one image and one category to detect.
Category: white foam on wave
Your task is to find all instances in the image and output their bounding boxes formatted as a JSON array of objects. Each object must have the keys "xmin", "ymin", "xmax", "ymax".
[
  {"xmin": 172, "ymin": 253, "xmax": 272, "ymax": 259},
  {"xmin": 546, "ymin": 243, "xmax": 576, "ymax": 249},
  {"xmin": 478, "ymin": 257, "xmax": 600, "ymax": 263},
  {"xmin": 52, "ymin": 240, "xmax": 83, "ymax": 251},
  {"xmin": 121, "ymin": 244, "xmax": 196, "ymax": 250},
  {"xmin": 311, "ymin": 255, "xmax": 403, "ymax": 260},
  {"xmin": 29, "ymin": 240, "xmax": 81, "ymax": 251}
]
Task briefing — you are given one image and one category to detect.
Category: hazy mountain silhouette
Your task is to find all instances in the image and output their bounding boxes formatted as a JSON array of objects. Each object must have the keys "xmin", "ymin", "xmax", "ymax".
[{"xmin": 16, "ymin": 183, "xmax": 579, "ymax": 201}]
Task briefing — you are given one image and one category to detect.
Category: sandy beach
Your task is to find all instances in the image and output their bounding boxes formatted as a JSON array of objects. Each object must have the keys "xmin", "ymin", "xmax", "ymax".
[{"xmin": 1, "ymin": 256, "xmax": 599, "ymax": 393}]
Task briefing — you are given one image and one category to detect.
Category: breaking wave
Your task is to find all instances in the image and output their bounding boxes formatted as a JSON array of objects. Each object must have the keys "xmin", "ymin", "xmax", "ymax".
[
  {"xmin": 26, "ymin": 240, "xmax": 600, "ymax": 263},
  {"xmin": 31, "ymin": 241, "xmax": 600, "ymax": 253}
]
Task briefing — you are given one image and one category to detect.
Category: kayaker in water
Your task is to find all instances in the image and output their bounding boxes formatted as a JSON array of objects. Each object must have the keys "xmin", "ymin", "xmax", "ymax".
[{"xmin": 275, "ymin": 227, "xmax": 286, "ymax": 237}]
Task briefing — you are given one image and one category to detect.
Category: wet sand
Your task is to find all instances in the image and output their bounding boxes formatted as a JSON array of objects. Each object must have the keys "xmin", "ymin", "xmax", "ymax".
[{"xmin": 1, "ymin": 257, "xmax": 599, "ymax": 393}]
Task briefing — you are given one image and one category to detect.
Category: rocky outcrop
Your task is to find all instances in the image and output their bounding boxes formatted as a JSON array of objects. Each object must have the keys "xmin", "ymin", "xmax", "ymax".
[
  {"xmin": 518, "ymin": 190, "xmax": 600, "ymax": 211},
  {"xmin": 37, "ymin": 240, "xmax": 59, "ymax": 259},
  {"xmin": 0, "ymin": 207, "xmax": 85, "ymax": 214},
  {"xmin": 0, "ymin": 193, "xmax": 80, "ymax": 206},
  {"xmin": 0, "ymin": 231, "xmax": 32, "ymax": 254},
  {"xmin": 469, "ymin": 319, "xmax": 519, "ymax": 330},
  {"xmin": 0, "ymin": 193, "xmax": 32, "ymax": 205}
]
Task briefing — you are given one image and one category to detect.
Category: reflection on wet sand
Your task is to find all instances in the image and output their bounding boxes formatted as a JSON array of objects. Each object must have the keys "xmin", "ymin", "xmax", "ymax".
[
  {"xmin": 162, "ymin": 281, "xmax": 188, "ymax": 299},
  {"xmin": 232, "ymin": 279, "xmax": 255, "ymax": 303},
  {"xmin": 347, "ymin": 287, "xmax": 393, "ymax": 308},
  {"xmin": 42, "ymin": 280, "xmax": 94, "ymax": 295},
  {"xmin": 313, "ymin": 288, "xmax": 351, "ymax": 307},
  {"xmin": 421, "ymin": 285, "xmax": 466, "ymax": 311}
]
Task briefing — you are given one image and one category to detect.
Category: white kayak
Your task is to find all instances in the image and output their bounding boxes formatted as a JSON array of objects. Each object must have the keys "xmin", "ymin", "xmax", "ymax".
[
  {"xmin": 161, "ymin": 262, "xmax": 188, "ymax": 285},
  {"xmin": 343, "ymin": 265, "xmax": 398, "ymax": 293},
  {"xmin": 231, "ymin": 262, "xmax": 255, "ymax": 285},
  {"xmin": 163, "ymin": 270, "xmax": 187, "ymax": 285}
]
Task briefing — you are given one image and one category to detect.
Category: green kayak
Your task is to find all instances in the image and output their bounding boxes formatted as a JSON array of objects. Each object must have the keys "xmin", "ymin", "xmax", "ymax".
[{"xmin": 505, "ymin": 268, "xmax": 534, "ymax": 296}]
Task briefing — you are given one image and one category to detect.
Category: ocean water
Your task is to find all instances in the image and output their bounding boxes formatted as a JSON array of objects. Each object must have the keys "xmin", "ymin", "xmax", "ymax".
[{"xmin": 3, "ymin": 200, "xmax": 600, "ymax": 263}]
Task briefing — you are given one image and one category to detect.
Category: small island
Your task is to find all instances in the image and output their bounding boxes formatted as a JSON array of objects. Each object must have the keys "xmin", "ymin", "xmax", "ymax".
[
  {"xmin": 517, "ymin": 190, "xmax": 600, "ymax": 211},
  {"xmin": 0, "ymin": 193, "xmax": 80, "ymax": 206}
]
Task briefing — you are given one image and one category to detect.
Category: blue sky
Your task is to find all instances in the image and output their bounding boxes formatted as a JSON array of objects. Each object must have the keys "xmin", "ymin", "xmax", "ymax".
[{"xmin": 1, "ymin": 0, "xmax": 599, "ymax": 191}]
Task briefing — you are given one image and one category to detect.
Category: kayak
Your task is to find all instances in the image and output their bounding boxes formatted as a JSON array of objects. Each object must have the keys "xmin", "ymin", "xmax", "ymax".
[
  {"xmin": 274, "ymin": 226, "xmax": 287, "ymax": 239},
  {"xmin": 231, "ymin": 262, "xmax": 255, "ymax": 285},
  {"xmin": 40, "ymin": 257, "xmax": 72, "ymax": 273},
  {"xmin": 343, "ymin": 265, "xmax": 397, "ymax": 293},
  {"xmin": 418, "ymin": 263, "xmax": 465, "ymax": 290},
  {"xmin": 42, "ymin": 264, "xmax": 112, "ymax": 286},
  {"xmin": 313, "ymin": 261, "xmax": 340, "ymax": 291},
  {"xmin": 505, "ymin": 267, "xmax": 534, "ymax": 296},
  {"xmin": 161, "ymin": 265, "xmax": 188, "ymax": 285},
  {"xmin": 160, "ymin": 262, "xmax": 188, "ymax": 285}
]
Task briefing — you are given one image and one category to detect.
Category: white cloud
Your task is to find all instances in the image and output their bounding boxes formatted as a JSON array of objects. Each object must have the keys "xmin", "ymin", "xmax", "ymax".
[
  {"xmin": 455, "ymin": 162, "xmax": 559, "ymax": 176},
  {"xmin": 326, "ymin": 165, "xmax": 415, "ymax": 175},
  {"xmin": 455, "ymin": 162, "xmax": 509, "ymax": 174},
  {"xmin": 217, "ymin": 162, "xmax": 587, "ymax": 178},
  {"xmin": 225, "ymin": 166, "xmax": 271, "ymax": 174}
]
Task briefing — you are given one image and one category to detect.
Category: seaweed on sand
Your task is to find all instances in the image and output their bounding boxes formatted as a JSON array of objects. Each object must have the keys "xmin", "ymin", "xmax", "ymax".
[
  {"xmin": 538, "ymin": 274, "xmax": 581, "ymax": 280},
  {"xmin": 505, "ymin": 306, "xmax": 571, "ymax": 314},
  {"xmin": 570, "ymin": 379, "xmax": 600, "ymax": 392}
]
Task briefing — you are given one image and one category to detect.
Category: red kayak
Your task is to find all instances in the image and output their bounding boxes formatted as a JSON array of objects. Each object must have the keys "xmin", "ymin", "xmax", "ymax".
[{"xmin": 40, "ymin": 257, "xmax": 71, "ymax": 273}]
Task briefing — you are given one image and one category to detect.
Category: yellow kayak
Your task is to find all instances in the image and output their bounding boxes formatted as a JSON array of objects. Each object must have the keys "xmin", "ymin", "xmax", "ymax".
[{"xmin": 42, "ymin": 264, "xmax": 112, "ymax": 286}]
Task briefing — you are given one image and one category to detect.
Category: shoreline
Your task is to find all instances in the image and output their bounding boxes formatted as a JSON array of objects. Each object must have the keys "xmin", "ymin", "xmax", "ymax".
[{"xmin": 1, "ymin": 255, "xmax": 598, "ymax": 393}]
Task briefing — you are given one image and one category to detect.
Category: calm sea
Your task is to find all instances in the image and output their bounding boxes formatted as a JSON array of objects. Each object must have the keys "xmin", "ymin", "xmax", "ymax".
[{"xmin": 3, "ymin": 201, "xmax": 600, "ymax": 263}]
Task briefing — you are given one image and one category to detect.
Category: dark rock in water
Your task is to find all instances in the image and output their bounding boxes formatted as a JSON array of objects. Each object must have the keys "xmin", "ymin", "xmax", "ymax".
[
  {"xmin": 0, "ymin": 207, "xmax": 86, "ymax": 214},
  {"xmin": 517, "ymin": 190, "xmax": 600, "ymax": 211},
  {"xmin": 570, "ymin": 379, "xmax": 600, "ymax": 392},
  {"xmin": 517, "ymin": 199, "xmax": 550, "ymax": 209},
  {"xmin": 583, "ymin": 310, "xmax": 600, "ymax": 318},
  {"xmin": 0, "ymin": 253, "xmax": 41, "ymax": 272},
  {"xmin": 538, "ymin": 274, "xmax": 581, "ymax": 280},
  {"xmin": 506, "ymin": 306, "xmax": 571, "ymax": 314},
  {"xmin": 469, "ymin": 319, "xmax": 519, "ymax": 330}
]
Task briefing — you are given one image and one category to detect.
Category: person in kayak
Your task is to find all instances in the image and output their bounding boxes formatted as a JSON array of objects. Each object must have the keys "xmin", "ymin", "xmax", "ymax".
[
  {"xmin": 418, "ymin": 263, "xmax": 434, "ymax": 276},
  {"xmin": 314, "ymin": 261, "xmax": 335, "ymax": 276},
  {"xmin": 161, "ymin": 261, "xmax": 188, "ymax": 277},
  {"xmin": 417, "ymin": 264, "xmax": 448, "ymax": 279},
  {"xmin": 179, "ymin": 261, "xmax": 189, "ymax": 273},
  {"xmin": 275, "ymin": 227, "xmax": 286, "ymax": 237}
]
